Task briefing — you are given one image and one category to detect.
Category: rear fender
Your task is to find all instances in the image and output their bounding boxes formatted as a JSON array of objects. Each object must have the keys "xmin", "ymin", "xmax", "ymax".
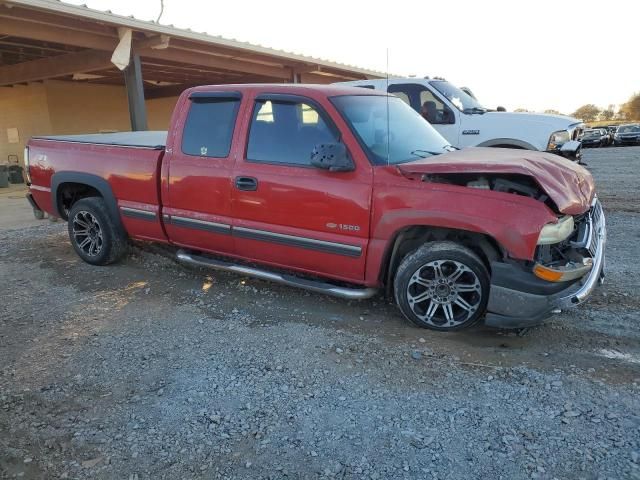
[{"xmin": 51, "ymin": 172, "xmax": 124, "ymax": 234}]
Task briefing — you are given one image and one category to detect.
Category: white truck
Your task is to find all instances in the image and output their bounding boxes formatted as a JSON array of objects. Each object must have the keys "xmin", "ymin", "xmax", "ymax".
[{"xmin": 336, "ymin": 78, "xmax": 584, "ymax": 161}]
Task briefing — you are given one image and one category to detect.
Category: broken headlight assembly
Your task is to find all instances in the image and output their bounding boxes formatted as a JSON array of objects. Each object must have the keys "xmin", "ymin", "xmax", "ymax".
[
  {"xmin": 533, "ymin": 215, "xmax": 593, "ymax": 282},
  {"xmin": 537, "ymin": 215, "xmax": 574, "ymax": 245}
]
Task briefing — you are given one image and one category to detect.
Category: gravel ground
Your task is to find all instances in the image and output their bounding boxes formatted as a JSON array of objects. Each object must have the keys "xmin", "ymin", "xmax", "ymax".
[{"xmin": 1, "ymin": 147, "xmax": 640, "ymax": 480}]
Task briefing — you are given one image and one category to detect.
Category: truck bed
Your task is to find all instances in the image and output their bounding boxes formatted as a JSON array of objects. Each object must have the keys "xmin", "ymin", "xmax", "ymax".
[
  {"xmin": 33, "ymin": 131, "xmax": 167, "ymax": 150},
  {"xmin": 27, "ymin": 132, "xmax": 168, "ymax": 243}
]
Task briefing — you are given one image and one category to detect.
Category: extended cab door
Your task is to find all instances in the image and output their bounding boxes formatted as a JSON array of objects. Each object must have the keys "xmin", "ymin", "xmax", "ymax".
[
  {"xmin": 162, "ymin": 91, "xmax": 242, "ymax": 255},
  {"xmin": 231, "ymin": 93, "xmax": 372, "ymax": 284},
  {"xmin": 387, "ymin": 83, "xmax": 460, "ymax": 147}
]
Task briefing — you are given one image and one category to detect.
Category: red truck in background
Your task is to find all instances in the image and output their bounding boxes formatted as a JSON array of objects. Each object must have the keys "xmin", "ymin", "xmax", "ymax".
[{"xmin": 24, "ymin": 84, "xmax": 606, "ymax": 331}]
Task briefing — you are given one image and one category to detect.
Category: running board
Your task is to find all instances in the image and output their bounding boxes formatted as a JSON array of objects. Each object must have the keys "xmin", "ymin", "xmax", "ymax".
[{"xmin": 176, "ymin": 249, "xmax": 378, "ymax": 300}]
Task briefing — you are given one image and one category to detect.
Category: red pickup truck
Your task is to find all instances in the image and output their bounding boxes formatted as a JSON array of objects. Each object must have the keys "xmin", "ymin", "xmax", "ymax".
[{"xmin": 24, "ymin": 84, "xmax": 606, "ymax": 331}]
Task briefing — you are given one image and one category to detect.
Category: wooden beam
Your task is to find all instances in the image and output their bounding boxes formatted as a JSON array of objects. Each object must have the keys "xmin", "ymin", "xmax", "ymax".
[
  {"xmin": 0, "ymin": 15, "xmax": 290, "ymax": 80},
  {"xmin": 0, "ymin": 39, "xmax": 79, "ymax": 54},
  {"xmin": 0, "ymin": 49, "xmax": 113, "ymax": 86},
  {"xmin": 144, "ymin": 84, "xmax": 193, "ymax": 100},
  {"xmin": 140, "ymin": 47, "xmax": 290, "ymax": 80},
  {"xmin": 0, "ymin": 12, "xmax": 368, "ymax": 82},
  {"xmin": 144, "ymin": 75, "xmax": 279, "ymax": 99},
  {"xmin": 0, "ymin": 6, "xmax": 118, "ymax": 36},
  {"xmin": 0, "ymin": 16, "xmax": 117, "ymax": 50}
]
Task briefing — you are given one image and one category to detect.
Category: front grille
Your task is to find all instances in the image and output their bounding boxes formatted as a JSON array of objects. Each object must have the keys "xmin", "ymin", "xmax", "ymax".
[{"xmin": 587, "ymin": 199, "xmax": 604, "ymax": 257}]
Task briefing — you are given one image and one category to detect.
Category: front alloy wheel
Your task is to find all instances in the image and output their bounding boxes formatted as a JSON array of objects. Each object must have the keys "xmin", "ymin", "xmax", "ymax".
[
  {"xmin": 394, "ymin": 242, "xmax": 490, "ymax": 331},
  {"xmin": 406, "ymin": 260, "xmax": 482, "ymax": 328}
]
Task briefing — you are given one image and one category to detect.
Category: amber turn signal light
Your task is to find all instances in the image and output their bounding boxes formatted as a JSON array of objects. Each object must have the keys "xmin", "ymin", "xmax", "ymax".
[{"xmin": 533, "ymin": 264, "xmax": 565, "ymax": 282}]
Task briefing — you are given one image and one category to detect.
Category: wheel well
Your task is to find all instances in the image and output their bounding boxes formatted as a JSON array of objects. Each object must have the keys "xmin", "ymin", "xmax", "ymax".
[
  {"xmin": 381, "ymin": 226, "xmax": 503, "ymax": 295},
  {"xmin": 56, "ymin": 182, "xmax": 102, "ymax": 220}
]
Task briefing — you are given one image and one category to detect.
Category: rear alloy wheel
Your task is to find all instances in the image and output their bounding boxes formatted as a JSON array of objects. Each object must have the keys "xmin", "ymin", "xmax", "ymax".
[
  {"xmin": 67, "ymin": 197, "xmax": 127, "ymax": 265},
  {"xmin": 394, "ymin": 242, "xmax": 490, "ymax": 331},
  {"xmin": 72, "ymin": 210, "xmax": 104, "ymax": 257}
]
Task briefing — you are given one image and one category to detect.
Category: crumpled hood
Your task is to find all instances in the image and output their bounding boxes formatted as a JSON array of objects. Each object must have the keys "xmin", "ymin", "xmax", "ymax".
[{"xmin": 397, "ymin": 147, "xmax": 595, "ymax": 215}]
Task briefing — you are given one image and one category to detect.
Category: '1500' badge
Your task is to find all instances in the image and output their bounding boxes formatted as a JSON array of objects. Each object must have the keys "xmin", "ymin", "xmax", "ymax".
[
  {"xmin": 327, "ymin": 222, "xmax": 360, "ymax": 232},
  {"xmin": 462, "ymin": 130, "xmax": 480, "ymax": 135}
]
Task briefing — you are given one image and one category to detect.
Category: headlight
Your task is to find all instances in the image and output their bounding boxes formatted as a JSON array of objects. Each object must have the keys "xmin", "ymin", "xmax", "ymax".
[
  {"xmin": 547, "ymin": 130, "xmax": 571, "ymax": 150},
  {"xmin": 537, "ymin": 215, "xmax": 574, "ymax": 245},
  {"xmin": 23, "ymin": 146, "xmax": 31, "ymax": 184}
]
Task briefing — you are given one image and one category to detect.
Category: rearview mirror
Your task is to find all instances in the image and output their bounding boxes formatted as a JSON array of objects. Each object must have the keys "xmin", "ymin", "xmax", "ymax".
[{"xmin": 310, "ymin": 143, "xmax": 354, "ymax": 172}]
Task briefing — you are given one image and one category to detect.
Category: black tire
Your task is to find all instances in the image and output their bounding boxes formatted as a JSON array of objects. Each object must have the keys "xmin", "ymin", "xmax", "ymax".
[
  {"xmin": 67, "ymin": 197, "xmax": 127, "ymax": 265},
  {"xmin": 393, "ymin": 241, "xmax": 490, "ymax": 331}
]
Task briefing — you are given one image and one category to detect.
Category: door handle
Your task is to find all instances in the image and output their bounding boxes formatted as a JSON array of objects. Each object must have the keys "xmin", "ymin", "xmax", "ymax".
[{"xmin": 235, "ymin": 176, "xmax": 258, "ymax": 191}]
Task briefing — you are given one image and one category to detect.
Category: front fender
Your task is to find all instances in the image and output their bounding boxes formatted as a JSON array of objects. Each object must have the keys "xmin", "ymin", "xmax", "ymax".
[{"xmin": 370, "ymin": 181, "xmax": 557, "ymax": 261}]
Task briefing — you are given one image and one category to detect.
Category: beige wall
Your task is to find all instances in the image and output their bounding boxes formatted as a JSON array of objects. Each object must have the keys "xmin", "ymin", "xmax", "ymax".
[
  {"xmin": 45, "ymin": 81, "xmax": 131, "ymax": 135},
  {"xmin": 0, "ymin": 80, "xmax": 179, "ymax": 166},
  {"xmin": 147, "ymin": 96, "xmax": 180, "ymax": 131},
  {"xmin": 0, "ymin": 83, "xmax": 52, "ymax": 165}
]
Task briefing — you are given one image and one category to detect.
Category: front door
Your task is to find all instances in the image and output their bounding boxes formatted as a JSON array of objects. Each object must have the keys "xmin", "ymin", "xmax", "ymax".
[
  {"xmin": 162, "ymin": 91, "xmax": 242, "ymax": 255},
  {"xmin": 231, "ymin": 94, "xmax": 372, "ymax": 284}
]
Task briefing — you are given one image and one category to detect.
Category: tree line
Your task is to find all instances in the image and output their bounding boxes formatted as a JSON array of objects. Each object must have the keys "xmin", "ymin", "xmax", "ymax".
[{"xmin": 515, "ymin": 92, "xmax": 640, "ymax": 123}]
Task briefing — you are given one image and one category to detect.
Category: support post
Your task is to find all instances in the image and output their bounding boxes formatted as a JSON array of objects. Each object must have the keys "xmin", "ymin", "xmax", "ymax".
[{"xmin": 123, "ymin": 54, "xmax": 148, "ymax": 131}]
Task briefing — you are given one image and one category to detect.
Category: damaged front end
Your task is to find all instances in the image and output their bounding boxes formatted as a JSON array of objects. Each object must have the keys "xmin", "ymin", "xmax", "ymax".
[
  {"xmin": 396, "ymin": 148, "xmax": 605, "ymax": 327},
  {"xmin": 486, "ymin": 197, "xmax": 606, "ymax": 328},
  {"xmin": 419, "ymin": 172, "xmax": 558, "ymax": 211},
  {"xmin": 532, "ymin": 200, "xmax": 605, "ymax": 283}
]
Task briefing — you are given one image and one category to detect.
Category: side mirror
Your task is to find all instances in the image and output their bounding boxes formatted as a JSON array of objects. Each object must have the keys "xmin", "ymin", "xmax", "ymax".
[{"xmin": 310, "ymin": 143, "xmax": 354, "ymax": 172}]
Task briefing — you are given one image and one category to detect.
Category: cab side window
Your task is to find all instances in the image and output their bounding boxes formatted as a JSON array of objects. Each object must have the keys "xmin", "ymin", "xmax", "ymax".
[
  {"xmin": 388, "ymin": 84, "xmax": 454, "ymax": 125},
  {"xmin": 181, "ymin": 97, "xmax": 240, "ymax": 157},
  {"xmin": 419, "ymin": 90, "xmax": 454, "ymax": 125},
  {"xmin": 247, "ymin": 99, "xmax": 337, "ymax": 166}
]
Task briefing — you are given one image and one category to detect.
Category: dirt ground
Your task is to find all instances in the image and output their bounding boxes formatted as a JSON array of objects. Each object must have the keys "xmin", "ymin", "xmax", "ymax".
[{"xmin": 1, "ymin": 147, "xmax": 639, "ymax": 479}]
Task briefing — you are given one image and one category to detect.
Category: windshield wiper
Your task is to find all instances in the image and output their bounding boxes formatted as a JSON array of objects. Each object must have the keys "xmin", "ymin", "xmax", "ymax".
[
  {"xmin": 410, "ymin": 145, "xmax": 457, "ymax": 158},
  {"xmin": 411, "ymin": 149, "xmax": 443, "ymax": 158},
  {"xmin": 462, "ymin": 107, "xmax": 487, "ymax": 114}
]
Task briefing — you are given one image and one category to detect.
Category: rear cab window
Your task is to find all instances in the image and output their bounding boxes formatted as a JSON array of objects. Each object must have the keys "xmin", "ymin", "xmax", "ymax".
[{"xmin": 181, "ymin": 93, "xmax": 241, "ymax": 157}]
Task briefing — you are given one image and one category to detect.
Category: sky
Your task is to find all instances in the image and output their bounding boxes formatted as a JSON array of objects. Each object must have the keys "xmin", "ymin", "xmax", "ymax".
[{"xmin": 65, "ymin": 0, "xmax": 639, "ymax": 115}]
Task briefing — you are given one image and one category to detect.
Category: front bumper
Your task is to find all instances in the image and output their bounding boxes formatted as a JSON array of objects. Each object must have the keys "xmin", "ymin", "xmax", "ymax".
[
  {"xmin": 615, "ymin": 137, "xmax": 640, "ymax": 145},
  {"xmin": 485, "ymin": 198, "xmax": 606, "ymax": 328}
]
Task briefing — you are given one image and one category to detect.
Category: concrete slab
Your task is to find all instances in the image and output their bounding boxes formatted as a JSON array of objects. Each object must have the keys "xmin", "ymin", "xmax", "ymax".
[{"xmin": 0, "ymin": 184, "xmax": 50, "ymax": 231}]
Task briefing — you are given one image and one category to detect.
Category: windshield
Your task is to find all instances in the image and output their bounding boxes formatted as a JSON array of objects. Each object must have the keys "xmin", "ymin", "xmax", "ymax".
[
  {"xmin": 584, "ymin": 130, "xmax": 600, "ymax": 137},
  {"xmin": 618, "ymin": 125, "xmax": 640, "ymax": 133},
  {"xmin": 429, "ymin": 80, "xmax": 486, "ymax": 112},
  {"xmin": 331, "ymin": 95, "xmax": 452, "ymax": 165}
]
